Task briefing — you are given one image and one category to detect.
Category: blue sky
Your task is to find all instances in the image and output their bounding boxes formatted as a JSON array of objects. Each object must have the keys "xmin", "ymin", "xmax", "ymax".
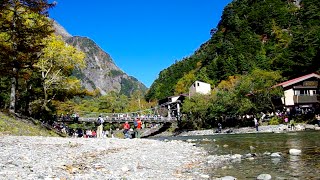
[{"xmin": 49, "ymin": 0, "xmax": 232, "ymax": 88}]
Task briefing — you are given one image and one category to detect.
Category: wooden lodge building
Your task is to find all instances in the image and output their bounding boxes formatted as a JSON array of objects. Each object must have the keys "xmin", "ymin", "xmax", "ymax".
[{"xmin": 274, "ymin": 73, "xmax": 320, "ymax": 111}]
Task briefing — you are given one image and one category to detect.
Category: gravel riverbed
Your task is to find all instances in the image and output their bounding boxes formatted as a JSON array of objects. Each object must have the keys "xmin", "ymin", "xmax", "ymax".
[
  {"xmin": 2, "ymin": 124, "xmax": 316, "ymax": 179},
  {"xmin": 0, "ymin": 136, "xmax": 211, "ymax": 180}
]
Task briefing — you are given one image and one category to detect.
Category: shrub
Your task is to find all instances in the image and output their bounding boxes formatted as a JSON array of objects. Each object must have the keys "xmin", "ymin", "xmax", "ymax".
[{"xmin": 269, "ymin": 116, "xmax": 282, "ymax": 125}]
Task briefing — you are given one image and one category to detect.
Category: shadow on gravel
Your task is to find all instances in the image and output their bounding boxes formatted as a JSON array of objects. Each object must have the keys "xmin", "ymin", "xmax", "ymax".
[{"xmin": 141, "ymin": 122, "xmax": 173, "ymax": 138}]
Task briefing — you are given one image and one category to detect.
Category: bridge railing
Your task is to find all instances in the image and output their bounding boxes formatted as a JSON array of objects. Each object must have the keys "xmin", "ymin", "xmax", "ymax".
[{"xmin": 79, "ymin": 116, "xmax": 177, "ymax": 122}]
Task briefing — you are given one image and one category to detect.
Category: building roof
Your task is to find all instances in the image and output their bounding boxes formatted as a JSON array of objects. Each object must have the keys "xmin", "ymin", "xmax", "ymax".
[
  {"xmin": 274, "ymin": 73, "xmax": 320, "ymax": 88},
  {"xmin": 192, "ymin": 80, "xmax": 210, "ymax": 85},
  {"xmin": 158, "ymin": 94, "xmax": 188, "ymax": 105}
]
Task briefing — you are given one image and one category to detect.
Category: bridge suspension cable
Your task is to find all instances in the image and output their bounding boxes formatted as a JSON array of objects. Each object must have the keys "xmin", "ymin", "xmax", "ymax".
[{"xmin": 74, "ymin": 101, "xmax": 181, "ymax": 118}]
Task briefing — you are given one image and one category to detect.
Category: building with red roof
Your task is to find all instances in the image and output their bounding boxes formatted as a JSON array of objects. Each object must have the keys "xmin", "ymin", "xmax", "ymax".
[{"xmin": 274, "ymin": 73, "xmax": 320, "ymax": 108}]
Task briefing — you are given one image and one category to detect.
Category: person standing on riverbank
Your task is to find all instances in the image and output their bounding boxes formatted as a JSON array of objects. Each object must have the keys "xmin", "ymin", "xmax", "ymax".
[
  {"xmin": 134, "ymin": 118, "xmax": 142, "ymax": 138},
  {"xmin": 254, "ymin": 117, "xmax": 259, "ymax": 131},
  {"xmin": 290, "ymin": 119, "xmax": 295, "ymax": 130},
  {"xmin": 96, "ymin": 115, "xmax": 104, "ymax": 138},
  {"xmin": 284, "ymin": 117, "xmax": 289, "ymax": 125},
  {"xmin": 123, "ymin": 121, "xmax": 131, "ymax": 138},
  {"xmin": 215, "ymin": 123, "xmax": 222, "ymax": 133},
  {"xmin": 316, "ymin": 114, "xmax": 320, "ymax": 127}
]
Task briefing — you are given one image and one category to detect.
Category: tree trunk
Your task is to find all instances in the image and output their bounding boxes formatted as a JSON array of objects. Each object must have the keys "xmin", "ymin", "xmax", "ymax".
[
  {"xmin": 9, "ymin": 67, "xmax": 17, "ymax": 113},
  {"xmin": 42, "ymin": 85, "xmax": 48, "ymax": 111},
  {"xmin": 9, "ymin": 5, "xmax": 17, "ymax": 114},
  {"xmin": 24, "ymin": 83, "xmax": 32, "ymax": 116}
]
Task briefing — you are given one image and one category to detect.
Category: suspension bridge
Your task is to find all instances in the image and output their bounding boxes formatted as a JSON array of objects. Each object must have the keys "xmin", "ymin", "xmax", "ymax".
[
  {"xmin": 79, "ymin": 115, "xmax": 177, "ymax": 123},
  {"xmin": 58, "ymin": 100, "xmax": 182, "ymax": 123}
]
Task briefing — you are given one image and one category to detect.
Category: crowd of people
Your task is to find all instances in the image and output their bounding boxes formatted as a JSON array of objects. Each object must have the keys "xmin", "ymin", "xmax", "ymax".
[
  {"xmin": 49, "ymin": 114, "xmax": 145, "ymax": 139},
  {"xmin": 213, "ymin": 106, "xmax": 320, "ymax": 133},
  {"xmin": 58, "ymin": 113, "xmax": 80, "ymax": 122}
]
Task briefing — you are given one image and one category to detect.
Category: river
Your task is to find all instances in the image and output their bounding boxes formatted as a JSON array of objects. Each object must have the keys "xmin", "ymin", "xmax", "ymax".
[{"xmin": 158, "ymin": 131, "xmax": 320, "ymax": 179}]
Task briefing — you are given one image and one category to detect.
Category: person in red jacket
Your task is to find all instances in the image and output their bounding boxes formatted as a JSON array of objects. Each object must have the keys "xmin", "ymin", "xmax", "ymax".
[
  {"xmin": 134, "ymin": 118, "xmax": 142, "ymax": 138},
  {"xmin": 123, "ymin": 121, "xmax": 131, "ymax": 138}
]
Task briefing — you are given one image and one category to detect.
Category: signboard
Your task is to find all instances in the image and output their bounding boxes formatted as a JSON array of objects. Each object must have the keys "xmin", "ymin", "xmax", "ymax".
[{"xmin": 303, "ymin": 81, "xmax": 318, "ymax": 87}]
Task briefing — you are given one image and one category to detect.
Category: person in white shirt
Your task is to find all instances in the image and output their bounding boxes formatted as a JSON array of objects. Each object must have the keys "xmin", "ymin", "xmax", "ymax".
[{"xmin": 96, "ymin": 115, "xmax": 104, "ymax": 138}]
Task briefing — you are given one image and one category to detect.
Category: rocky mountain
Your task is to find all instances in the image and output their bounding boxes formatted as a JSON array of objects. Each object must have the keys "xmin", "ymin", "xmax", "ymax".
[{"xmin": 53, "ymin": 20, "xmax": 147, "ymax": 96}]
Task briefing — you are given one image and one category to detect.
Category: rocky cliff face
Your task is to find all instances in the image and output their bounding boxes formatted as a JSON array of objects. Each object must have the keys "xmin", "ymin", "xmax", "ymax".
[{"xmin": 53, "ymin": 20, "xmax": 147, "ymax": 96}]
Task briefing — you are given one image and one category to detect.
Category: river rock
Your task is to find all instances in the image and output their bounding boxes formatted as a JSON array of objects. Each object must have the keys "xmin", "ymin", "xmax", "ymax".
[
  {"xmin": 305, "ymin": 124, "xmax": 315, "ymax": 130},
  {"xmin": 295, "ymin": 124, "xmax": 305, "ymax": 131},
  {"xmin": 289, "ymin": 149, "xmax": 301, "ymax": 156},
  {"xmin": 218, "ymin": 176, "xmax": 237, "ymax": 180},
  {"xmin": 231, "ymin": 154, "xmax": 242, "ymax": 159},
  {"xmin": 244, "ymin": 153, "xmax": 253, "ymax": 158},
  {"xmin": 257, "ymin": 173, "xmax": 272, "ymax": 180},
  {"xmin": 271, "ymin": 157, "xmax": 281, "ymax": 165},
  {"xmin": 270, "ymin": 152, "xmax": 281, "ymax": 158},
  {"xmin": 278, "ymin": 124, "xmax": 288, "ymax": 131},
  {"xmin": 200, "ymin": 174, "xmax": 210, "ymax": 179},
  {"xmin": 263, "ymin": 152, "xmax": 271, "ymax": 156}
]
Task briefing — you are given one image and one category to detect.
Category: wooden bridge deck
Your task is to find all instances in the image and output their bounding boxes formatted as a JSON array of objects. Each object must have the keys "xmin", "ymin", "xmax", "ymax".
[{"xmin": 78, "ymin": 116, "xmax": 177, "ymax": 123}]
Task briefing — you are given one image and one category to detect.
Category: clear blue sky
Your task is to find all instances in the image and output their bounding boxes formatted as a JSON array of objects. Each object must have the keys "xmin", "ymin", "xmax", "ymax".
[{"xmin": 49, "ymin": 0, "xmax": 232, "ymax": 88}]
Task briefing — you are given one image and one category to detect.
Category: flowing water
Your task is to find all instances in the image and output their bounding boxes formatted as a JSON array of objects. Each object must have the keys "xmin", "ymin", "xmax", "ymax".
[{"xmin": 160, "ymin": 131, "xmax": 320, "ymax": 179}]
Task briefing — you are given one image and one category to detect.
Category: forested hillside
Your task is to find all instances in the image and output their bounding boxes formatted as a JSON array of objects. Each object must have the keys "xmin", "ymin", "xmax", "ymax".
[{"xmin": 146, "ymin": 0, "xmax": 320, "ymax": 101}]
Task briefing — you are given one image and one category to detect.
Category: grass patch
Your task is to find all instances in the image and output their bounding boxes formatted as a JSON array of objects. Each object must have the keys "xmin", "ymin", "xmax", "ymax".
[{"xmin": 0, "ymin": 111, "xmax": 59, "ymax": 137}]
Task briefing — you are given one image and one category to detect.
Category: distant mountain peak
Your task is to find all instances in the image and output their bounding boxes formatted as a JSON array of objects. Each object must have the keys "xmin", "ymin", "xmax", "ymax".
[{"xmin": 52, "ymin": 20, "xmax": 147, "ymax": 96}]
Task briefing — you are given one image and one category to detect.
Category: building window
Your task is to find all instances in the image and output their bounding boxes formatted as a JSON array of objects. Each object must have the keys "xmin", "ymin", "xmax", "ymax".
[
  {"xmin": 299, "ymin": 89, "xmax": 309, "ymax": 96},
  {"xmin": 312, "ymin": 90, "xmax": 317, "ymax": 95},
  {"xmin": 197, "ymin": 83, "xmax": 200, "ymax": 86}
]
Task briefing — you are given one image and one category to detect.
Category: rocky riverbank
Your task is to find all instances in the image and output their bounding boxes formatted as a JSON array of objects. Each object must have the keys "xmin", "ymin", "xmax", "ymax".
[
  {"xmin": 1, "ymin": 124, "xmax": 318, "ymax": 180},
  {"xmin": 175, "ymin": 123, "xmax": 320, "ymax": 137},
  {"xmin": 0, "ymin": 136, "xmax": 217, "ymax": 180}
]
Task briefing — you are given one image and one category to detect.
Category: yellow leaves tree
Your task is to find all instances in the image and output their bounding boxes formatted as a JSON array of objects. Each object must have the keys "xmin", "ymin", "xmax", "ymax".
[
  {"xmin": 0, "ymin": 1, "xmax": 54, "ymax": 113},
  {"xmin": 34, "ymin": 34, "xmax": 85, "ymax": 111},
  {"xmin": 174, "ymin": 70, "xmax": 196, "ymax": 95},
  {"xmin": 216, "ymin": 76, "xmax": 240, "ymax": 91}
]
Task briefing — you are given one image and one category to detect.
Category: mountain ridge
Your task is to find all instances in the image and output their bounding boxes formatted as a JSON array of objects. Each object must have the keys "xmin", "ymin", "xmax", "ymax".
[{"xmin": 53, "ymin": 20, "xmax": 147, "ymax": 96}]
